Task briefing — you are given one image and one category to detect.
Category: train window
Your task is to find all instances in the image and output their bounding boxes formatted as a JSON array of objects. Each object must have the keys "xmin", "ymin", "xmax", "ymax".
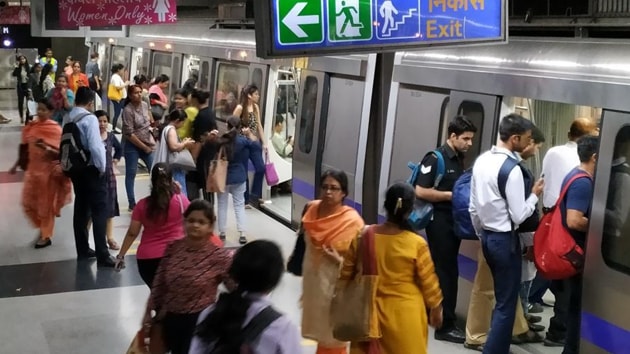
[
  {"xmin": 602, "ymin": 126, "xmax": 630, "ymax": 275},
  {"xmin": 200, "ymin": 61, "xmax": 210, "ymax": 90},
  {"xmin": 458, "ymin": 100, "xmax": 484, "ymax": 169},
  {"xmin": 214, "ymin": 63, "xmax": 249, "ymax": 121},
  {"xmin": 152, "ymin": 52, "xmax": 173, "ymax": 96},
  {"xmin": 252, "ymin": 69, "xmax": 263, "ymax": 92},
  {"xmin": 172, "ymin": 55, "xmax": 181, "ymax": 95},
  {"xmin": 141, "ymin": 51, "xmax": 150, "ymax": 77},
  {"xmin": 298, "ymin": 76, "xmax": 318, "ymax": 154}
]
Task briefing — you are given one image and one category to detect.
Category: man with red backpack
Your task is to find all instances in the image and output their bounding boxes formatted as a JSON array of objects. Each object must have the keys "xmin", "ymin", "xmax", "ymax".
[{"xmin": 548, "ymin": 135, "xmax": 598, "ymax": 354}]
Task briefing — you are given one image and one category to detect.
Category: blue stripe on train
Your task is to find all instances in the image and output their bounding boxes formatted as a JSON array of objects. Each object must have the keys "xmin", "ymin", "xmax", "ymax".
[{"xmin": 292, "ymin": 177, "xmax": 630, "ymax": 353}]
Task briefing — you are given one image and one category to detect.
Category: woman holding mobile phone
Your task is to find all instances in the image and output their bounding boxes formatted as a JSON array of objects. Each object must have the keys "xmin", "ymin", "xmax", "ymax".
[{"xmin": 9, "ymin": 99, "xmax": 72, "ymax": 248}]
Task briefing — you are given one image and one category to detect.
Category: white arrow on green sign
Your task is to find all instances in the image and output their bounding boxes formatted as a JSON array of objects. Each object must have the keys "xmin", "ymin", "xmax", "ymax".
[{"xmin": 276, "ymin": 0, "xmax": 324, "ymax": 45}]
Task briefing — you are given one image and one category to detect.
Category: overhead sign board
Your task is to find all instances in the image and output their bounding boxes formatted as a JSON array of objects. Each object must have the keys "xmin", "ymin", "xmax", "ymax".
[{"xmin": 255, "ymin": 0, "xmax": 506, "ymax": 58}]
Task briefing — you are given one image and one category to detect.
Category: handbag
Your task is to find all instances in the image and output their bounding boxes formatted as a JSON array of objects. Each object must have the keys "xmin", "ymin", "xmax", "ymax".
[
  {"xmin": 169, "ymin": 148, "xmax": 196, "ymax": 171},
  {"xmin": 107, "ymin": 84, "xmax": 122, "ymax": 101},
  {"xmin": 18, "ymin": 143, "xmax": 28, "ymax": 171},
  {"xmin": 161, "ymin": 125, "xmax": 196, "ymax": 171},
  {"xmin": 330, "ymin": 225, "xmax": 381, "ymax": 342},
  {"xmin": 264, "ymin": 151, "xmax": 279, "ymax": 186},
  {"xmin": 151, "ymin": 104, "xmax": 165, "ymax": 120},
  {"xmin": 126, "ymin": 330, "xmax": 149, "ymax": 354},
  {"xmin": 287, "ymin": 203, "xmax": 311, "ymax": 276},
  {"xmin": 207, "ymin": 146, "xmax": 228, "ymax": 193}
]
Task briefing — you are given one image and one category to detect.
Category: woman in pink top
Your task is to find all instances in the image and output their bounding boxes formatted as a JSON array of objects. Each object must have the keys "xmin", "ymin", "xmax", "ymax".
[
  {"xmin": 149, "ymin": 74, "xmax": 170, "ymax": 110},
  {"xmin": 115, "ymin": 162, "xmax": 190, "ymax": 287}
]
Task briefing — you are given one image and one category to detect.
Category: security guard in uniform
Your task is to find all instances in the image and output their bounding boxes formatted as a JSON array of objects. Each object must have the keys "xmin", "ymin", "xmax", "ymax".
[{"xmin": 415, "ymin": 115, "xmax": 477, "ymax": 343}]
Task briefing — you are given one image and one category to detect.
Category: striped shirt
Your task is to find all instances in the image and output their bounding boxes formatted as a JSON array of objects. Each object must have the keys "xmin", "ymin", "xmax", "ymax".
[{"xmin": 150, "ymin": 239, "xmax": 232, "ymax": 314}]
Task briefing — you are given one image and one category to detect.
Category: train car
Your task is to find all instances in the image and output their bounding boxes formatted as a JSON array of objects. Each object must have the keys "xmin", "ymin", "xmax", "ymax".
[{"xmin": 92, "ymin": 25, "xmax": 630, "ymax": 353}]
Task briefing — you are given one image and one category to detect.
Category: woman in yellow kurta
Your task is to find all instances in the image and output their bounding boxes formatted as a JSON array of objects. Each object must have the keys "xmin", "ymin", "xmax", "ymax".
[
  {"xmin": 302, "ymin": 170, "xmax": 365, "ymax": 354},
  {"xmin": 340, "ymin": 182, "xmax": 444, "ymax": 354},
  {"xmin": 9, "ymin": 99, "xmax": 72, "ymax": 248}
]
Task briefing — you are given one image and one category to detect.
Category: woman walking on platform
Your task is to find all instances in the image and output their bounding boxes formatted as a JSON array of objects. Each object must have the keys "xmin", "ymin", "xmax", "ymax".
[{"xmin": 9, "ymin": 99, "xmax": 72, "ymax": 248}]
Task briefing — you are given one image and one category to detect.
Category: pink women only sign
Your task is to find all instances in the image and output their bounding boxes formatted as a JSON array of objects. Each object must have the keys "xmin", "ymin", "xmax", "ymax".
[{"xmin": 58, "ymin": 0, "xmax": 177, "ymax": 27}]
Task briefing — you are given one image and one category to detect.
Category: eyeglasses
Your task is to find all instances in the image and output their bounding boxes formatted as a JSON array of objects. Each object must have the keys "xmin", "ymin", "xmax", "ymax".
[{"xmin": 321, "ymin": 185, "xmax": 342, "ymax": 192}]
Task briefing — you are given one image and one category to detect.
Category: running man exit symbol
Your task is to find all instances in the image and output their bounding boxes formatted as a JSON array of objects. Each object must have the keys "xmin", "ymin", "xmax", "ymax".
[
  {"xmin": 328, "ymin": 0, "xmax": 372, "ymax": 42},
  {"xmin": 277, "ymin": 0, "xmax": 324, "ymax": 45}
]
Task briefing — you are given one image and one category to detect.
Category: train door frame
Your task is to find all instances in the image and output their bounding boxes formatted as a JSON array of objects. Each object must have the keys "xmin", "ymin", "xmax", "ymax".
[
  {"xmin": 291, "ymin": 70, "xmax": 330, "ymax": 226},
  {"xmin": 580, "ymin": 109, "xmax": 630, "ymax": 354}
]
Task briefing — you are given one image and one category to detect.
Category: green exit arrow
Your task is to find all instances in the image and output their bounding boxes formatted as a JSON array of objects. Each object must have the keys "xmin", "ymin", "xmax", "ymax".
[
  {"xmin": 277, "ymin": 0, "xmax": 324, "ymax": 45},
  {"xmin": 283, "ymin": 3, "xmax": 320, "ymax": 38}
]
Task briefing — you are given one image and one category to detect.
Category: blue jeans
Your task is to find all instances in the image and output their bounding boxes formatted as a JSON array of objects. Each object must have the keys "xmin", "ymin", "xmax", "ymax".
[
  {"xmin": 172, "ymin": 168, "xmax": 187, "ymax": 198},
  {"xmin": 481, "ymin": 230, "xmax": 522, "ymax": 354},
  {"xmin": 123, "ymin": 141, "xmax": 154, "ymax": 208},
  {"xmin": 217, "ymin": 182, "xmax": 246, "ymax": 233},
  {"xmin": 112, "ymin": 100, "xmax": 124, "ymax": 130},
  {"xmin": 244, "ymin": 143, "xmax": 265, "ymax": 202}
]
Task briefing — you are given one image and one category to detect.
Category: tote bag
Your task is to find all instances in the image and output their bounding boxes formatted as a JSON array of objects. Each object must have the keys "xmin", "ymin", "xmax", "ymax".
[
  {"xmin": 330, "ymin": 225, "xmax": 381, "ymax": 342},
  {"xmin": 154, "ymin": 125, "xmax": 196, "ymax": 171},
  {"xmin": 207, "ymin": 146, "xmax": 228, "ymax": 193},
  {"xmin": 265, "ymin": 152, "xmax": 279, "ymax": 186},
  {"xmin": 107, "ymin": 84, "xmax": 122, "ymax": 101}
]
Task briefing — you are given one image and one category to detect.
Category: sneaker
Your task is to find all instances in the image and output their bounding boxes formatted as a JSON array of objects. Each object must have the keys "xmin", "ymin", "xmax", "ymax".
[{"xmin": 238, "ymin": 232, "xmax": 247, "ymax": 245}]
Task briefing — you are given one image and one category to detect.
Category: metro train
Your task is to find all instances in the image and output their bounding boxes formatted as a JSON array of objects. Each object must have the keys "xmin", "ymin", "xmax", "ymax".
[{"xmin": 91, "ymin": 22, "xmax": 630, "ymax": 353}]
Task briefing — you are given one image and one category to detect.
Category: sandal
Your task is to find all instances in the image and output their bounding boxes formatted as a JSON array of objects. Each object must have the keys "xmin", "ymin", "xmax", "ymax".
[{"xmin": 107, "ymin": 239, "xmax": 120, "ymax": 250}]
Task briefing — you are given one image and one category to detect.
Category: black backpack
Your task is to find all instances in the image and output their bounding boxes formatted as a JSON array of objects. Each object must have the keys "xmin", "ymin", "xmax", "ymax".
[
  {"xmin": 211, "ymin": 306, "xmax": 282, "ymax": 354},
  {"xmin": 60, "ymin": 113, "xmax": 92, "ymax": 177}
]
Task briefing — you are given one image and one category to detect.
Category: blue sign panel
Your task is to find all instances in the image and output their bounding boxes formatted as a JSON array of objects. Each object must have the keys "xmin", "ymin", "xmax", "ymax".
[{"xmin": 261, "ymin": 0, "xmax": 506, "ymax": 57}]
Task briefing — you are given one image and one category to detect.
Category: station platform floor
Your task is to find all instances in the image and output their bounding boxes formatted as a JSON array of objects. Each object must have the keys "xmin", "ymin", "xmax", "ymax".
[{"xmin": 0, "ymin": 89, "xmax": 559, "ymax": 354}]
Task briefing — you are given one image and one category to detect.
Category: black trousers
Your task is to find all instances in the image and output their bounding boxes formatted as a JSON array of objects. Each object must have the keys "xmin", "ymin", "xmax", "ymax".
[
  {"xmin": 16, "ymin": 83, "xmax": 28, "ymax": 119},
  {"xmin": 137, "ymin": 257, "xmax": 162, "ymax": 288},
  {"xmin": 426, "ymin": 210, "xmax": 461, "ymax": 329},
  {"xmin": 163, "ymin": 311, "xmax": 201, "ymax": 354},
  {"xmin": 71, "ymin": 167, "xmax": 110, "ymax": 261},
  {"xmin": 548, "ymin": 278, "xmax": 571, "ymax": 341}
]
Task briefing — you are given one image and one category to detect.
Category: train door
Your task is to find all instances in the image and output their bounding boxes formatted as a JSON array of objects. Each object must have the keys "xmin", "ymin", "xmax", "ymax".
[
  {"xmin": 261, "ymin": 70, "xmax": 297, "ymax": 222},
  {"xmin": 580, "ymin": 110, "xmax": 630, "ymax": 354},
  {"xmin": 291, "ymin": 71, "xmax": 329, "ymax": 226}
]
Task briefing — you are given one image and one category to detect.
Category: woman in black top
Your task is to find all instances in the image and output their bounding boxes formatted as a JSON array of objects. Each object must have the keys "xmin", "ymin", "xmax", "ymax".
[
  {"xmin": 12, "ymin": 55, "xmax": 31, "ymax": 123},
  {"xmin": 190, "ymin": 89, "xmax": 218, "ymax": 202}
]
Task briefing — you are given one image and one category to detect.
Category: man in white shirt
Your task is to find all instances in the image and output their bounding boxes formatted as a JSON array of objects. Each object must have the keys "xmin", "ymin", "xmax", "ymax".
[
  {"xmin": 469, "ymin": 114, "xmax": 544, "ymax": 354},
  {"xmin": 539, "ymin": 117, "xmax": 598, "ymax": 347}
]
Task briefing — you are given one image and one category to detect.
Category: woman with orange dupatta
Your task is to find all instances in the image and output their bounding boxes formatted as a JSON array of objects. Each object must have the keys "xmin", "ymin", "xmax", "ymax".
[
  {"xmin": 301, "ymin": 169, "xmax": 365, "ymax": 354},
  {"xmin": 9, "ymin": 98, "xmax": 72, "ymax": 248}
]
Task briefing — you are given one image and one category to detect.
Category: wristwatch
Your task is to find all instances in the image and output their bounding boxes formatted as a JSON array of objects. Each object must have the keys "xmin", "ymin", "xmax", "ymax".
[{"xmin": 116, "ymin": 255, "xmax": 124, "ymax": 260}]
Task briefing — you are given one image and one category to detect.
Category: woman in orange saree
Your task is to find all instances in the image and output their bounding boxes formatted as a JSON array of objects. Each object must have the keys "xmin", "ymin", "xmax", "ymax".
[
  {"xmin": 9, "ymin": 99, "xmax": 72, "ymax": 248},
  {"xmin": 301, "ymin": 170, "xmax": 365, "ymax": 354}
]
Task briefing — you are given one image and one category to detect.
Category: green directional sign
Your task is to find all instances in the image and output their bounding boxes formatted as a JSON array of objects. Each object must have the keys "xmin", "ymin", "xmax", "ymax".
[
  {"xmin": 276, "ymin": 0, "xmax": 324, "ymax": 45},
  {"xmin": 327, "ymin": 0, "xmax": 372, "ymax": 42}
]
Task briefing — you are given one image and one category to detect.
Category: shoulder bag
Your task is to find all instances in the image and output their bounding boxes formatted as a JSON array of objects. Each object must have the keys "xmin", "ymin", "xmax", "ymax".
[
  {"xmin": 287, "ymin": 203, "xmax": 312, "ymax": 276},
  {"xmin": 162, "ymin": 125, "xmax": 196, "ymax": 171},
  {"xmin": 330, "ymin": 225, "xmax": 381, "ymax": 342},
  {"xmin": 206, "ymin": 146, "xmax": 228, "ymax": 193}
]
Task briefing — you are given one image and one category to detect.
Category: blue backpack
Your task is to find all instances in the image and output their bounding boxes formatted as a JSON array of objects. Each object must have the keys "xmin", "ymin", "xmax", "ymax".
[
  {"xmin": 452, "ymin": 156, "xmax": 522, "ymax": 240},
  {"xmin": 407, "ymin": 150, "xmax": 445, "ymax": 231}
]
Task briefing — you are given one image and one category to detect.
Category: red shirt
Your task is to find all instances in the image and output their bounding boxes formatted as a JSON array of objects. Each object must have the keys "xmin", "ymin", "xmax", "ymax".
[{"xmin": 150, "ymin": 239, "xmax": 233, "ymax": 314}]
